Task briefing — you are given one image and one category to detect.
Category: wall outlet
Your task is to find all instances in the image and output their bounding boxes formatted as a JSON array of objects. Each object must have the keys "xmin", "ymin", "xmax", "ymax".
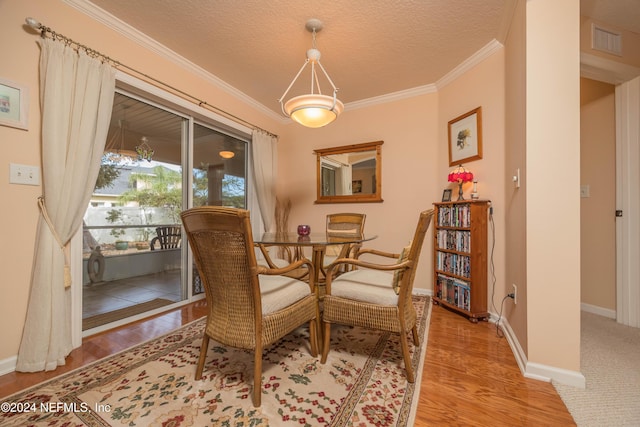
[
  {"xmin": 512, "ymin": 284, "xmax": 517, "ymax": 305},
  {"xmin": 513, "ymin": 168, "xmax": 521, "ymax": 188},
  {"xmin": 9, "ymin": 163, "xmax": 40, "ymax": 186}
]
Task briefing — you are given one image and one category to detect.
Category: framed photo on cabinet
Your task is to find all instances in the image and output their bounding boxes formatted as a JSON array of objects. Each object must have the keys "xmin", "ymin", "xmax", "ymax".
[
  {"xmin": 448, "ymin": 107, "xmax": 482, "ymax": 166},
  {"xmin": 442, "ymin": 189, "xmax": 452, "ymax": 202}
]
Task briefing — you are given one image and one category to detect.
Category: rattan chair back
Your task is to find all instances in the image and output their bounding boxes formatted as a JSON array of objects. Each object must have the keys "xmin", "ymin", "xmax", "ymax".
[
  {"xmin": 181, "ymin": 206, "xmax": 319, "ymax": 407},
  {"xmin": 325, "ymin": 213, "xmax": 366, "ymax": 270},
  {"xmin": 321, "ymin": 209, "xmax": 434, "ymax": 383}
]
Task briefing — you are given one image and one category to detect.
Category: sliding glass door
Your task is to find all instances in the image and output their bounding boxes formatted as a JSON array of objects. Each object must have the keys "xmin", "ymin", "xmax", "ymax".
[
  {"xmin": 190, "ymin": 123, "xmax": 247, "ymax": 294},
  {"xmin": 81, "ymin": 88, "xmax": 249, "ymax": 332}
]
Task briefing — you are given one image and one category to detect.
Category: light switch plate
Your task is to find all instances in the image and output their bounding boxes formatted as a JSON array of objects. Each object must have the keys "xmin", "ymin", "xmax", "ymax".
[{"xmin": 10, "ymin": 163, "xmax": 40, "ymax": 186}]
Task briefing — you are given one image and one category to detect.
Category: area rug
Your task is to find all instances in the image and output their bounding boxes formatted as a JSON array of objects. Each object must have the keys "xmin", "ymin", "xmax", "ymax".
[
  {"xmin": 82, "ymin": 298, "xmax": 175, "ymax": 330},
  {"xmin": 1, "ymin": 295, "xmax": 431, "ymax": 426}
]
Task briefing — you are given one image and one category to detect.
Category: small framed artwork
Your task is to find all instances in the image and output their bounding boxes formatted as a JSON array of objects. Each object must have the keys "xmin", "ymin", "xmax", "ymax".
[
  {"xmin": 448, "ymin": 106, "xmax": 482, "ymax": 166},
  {"xmin": 0, "ymin": 77, "xmax": 29, "ymax": 130},
  {"xmin": 442, "ymin": 189, "xmax": 452, "ymax": 202},
  {"xmin": 352, "ymin": 179, "xmax": 362, "ymax": 193}
]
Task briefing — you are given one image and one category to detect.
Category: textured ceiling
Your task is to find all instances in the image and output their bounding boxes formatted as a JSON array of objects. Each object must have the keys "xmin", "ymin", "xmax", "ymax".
[
  {"xmin": 76, "ymin": 0, "xmax": 638, "ymax": 117},
  {"xmin": 79, "ymin": 0, "xmax": 509, "ymax": 114},
  {"xmin": 581, "ymin": 0, "xmax": 640, "ymax": 35}
]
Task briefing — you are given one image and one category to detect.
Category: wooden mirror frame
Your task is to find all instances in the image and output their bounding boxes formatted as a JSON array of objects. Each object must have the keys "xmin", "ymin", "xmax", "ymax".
[{"xmin": 314, "ymin": 141, "xmax": 383, "ymax": 204}]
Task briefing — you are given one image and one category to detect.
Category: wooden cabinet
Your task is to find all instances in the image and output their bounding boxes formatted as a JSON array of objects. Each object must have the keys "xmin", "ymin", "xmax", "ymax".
[{"xmin": 433, "ymin": 200, "xmax": 489, "ymax": 322}]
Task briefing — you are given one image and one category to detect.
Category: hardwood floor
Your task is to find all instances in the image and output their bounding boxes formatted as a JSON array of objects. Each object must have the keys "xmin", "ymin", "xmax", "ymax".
[
  {"xmin": 0, "ymin": 300, "xmax": 575, "ymax": 425},
  {"xmin": 419, "ymin": 304, "xmax": 575, "ymax": 426}
]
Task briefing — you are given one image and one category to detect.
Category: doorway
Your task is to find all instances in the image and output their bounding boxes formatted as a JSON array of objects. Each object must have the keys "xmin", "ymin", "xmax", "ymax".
[{"xmin": 580, "ymin": 54, "xmax": 640, "ymax": 326}]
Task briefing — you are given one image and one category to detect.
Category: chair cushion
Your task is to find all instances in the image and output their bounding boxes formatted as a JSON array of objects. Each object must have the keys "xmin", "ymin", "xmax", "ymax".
[
  {"xmin": 331, "ymin": 270, "xmax": 399, "ymax": 305},
  {"xmin": 392, "ymin": 244, "xmax": 411, "ymax": 295},
  {"xmin": 259, "ymin": 275, "xmax": 312, "ymax": 314}
]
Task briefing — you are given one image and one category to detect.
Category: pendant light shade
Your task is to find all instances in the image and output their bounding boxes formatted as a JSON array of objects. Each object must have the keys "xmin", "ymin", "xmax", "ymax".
[
  {"xmin": 279, "ymin": 19, "xmax": 343, "ymax": 128},
  {"xmin": 285, "ymin": 94, "xmax": 344, "ymax": 128}
]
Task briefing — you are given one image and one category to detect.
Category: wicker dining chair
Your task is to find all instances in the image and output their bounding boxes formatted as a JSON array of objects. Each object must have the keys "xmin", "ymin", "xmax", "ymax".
[
  {"xmin": 256, "ymin": 243, "xmax": 311, "ymax": 281},
  {"xmin": 320, "ymin": 209, "xmax": 434, "ymax": 383},
  {"xmin": 323, "ymin": 213, "xmax": 367, "ymax": 274},
  {"xmin": 180, "ymin": 206, "xmax": 319, "ymax": 407}
]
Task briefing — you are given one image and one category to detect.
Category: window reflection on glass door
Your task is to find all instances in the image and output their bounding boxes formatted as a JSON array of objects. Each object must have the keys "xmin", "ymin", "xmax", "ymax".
[
  {"xmin": 191, "ymin": 123, "xmax": 247, "ymax": 294},
  {"xmin": 82, "ymin": 92, "xmax": 186, "ymax": 331}
]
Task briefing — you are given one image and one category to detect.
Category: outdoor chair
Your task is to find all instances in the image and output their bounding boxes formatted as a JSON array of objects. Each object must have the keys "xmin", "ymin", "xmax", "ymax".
[
  {"xmin": 180, "ymin": 206, "xmax": 319, "ymax": 407},
  {"xmin": 320, "ymin": 209, "xmax": 434, "ymax": 383},
  {"xmin": 150, "ymin": 225, "xmax": 181, "ymax": 250}
]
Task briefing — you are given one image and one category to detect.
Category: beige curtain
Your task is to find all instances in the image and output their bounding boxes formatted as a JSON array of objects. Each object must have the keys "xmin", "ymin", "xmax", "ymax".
[
  {"xmin": 16, "ymin": 38, "xmax": 115, "ymax": 372},
  {"xmin": 251, "ymin": 129, "xmax": 277, "ymax": 233}
]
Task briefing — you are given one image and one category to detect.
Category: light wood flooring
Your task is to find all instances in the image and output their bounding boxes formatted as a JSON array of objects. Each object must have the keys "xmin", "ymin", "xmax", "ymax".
[{"xmin": 0, "ymin": 300, "xmax": 575, "ymax": 425}]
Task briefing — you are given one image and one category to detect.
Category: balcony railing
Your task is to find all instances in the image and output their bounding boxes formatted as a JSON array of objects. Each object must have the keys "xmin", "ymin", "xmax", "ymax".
[{"xmin": 83, "ymin": 224, "xmax": 180, "ymax": 258}]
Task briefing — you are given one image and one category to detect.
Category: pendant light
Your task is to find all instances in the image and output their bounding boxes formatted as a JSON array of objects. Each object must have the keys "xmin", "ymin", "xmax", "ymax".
[
  {"xmin": 278, "ymin": 19, "xmax": 344, "ymax": 128},
  {"xmin": 104, "ymin": 115, "xmax": 139, "ymax": 164}
]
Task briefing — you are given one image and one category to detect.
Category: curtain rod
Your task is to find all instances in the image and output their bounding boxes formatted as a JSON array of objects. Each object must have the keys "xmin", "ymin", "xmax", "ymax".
[{"xmin": 24, "ymin": 17, "xmax": 278, "ymax": 139}]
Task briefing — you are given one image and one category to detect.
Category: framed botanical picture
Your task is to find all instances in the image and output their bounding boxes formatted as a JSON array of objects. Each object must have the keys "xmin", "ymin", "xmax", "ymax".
[
  {"xmin": 0, "ymin": 78, "xmax": 29, "ymax": 130},
  {"xmin": 442, "ymin": 189, "xmax": 452, "ymax": 202},
  {"xmin": 448, "ymin": 106, "xmax": 482, "ymax": 166}
]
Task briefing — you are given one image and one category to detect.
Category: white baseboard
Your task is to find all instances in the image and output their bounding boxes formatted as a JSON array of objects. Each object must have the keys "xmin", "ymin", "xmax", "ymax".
[
  {"xmin": 526, "ymin": 362, "xmax": 586, "ymax": 388},
  {"xmin": 494, "ymin": 312, "xmax": 586, "ymax": 388},
  {"xmin": 492, "ymin": 314, "xmax": 528, "ymax": 375},
  {"xmin": 0, "ymin": 355, "xmax": 17, "ymax": 376},
  {"xmin": 581, "ymin": 302, "xmax": 616, "ymax": 319},
  {"xmin": 413, "ymin": 288, "xmax": 433, "ymax": 297}
]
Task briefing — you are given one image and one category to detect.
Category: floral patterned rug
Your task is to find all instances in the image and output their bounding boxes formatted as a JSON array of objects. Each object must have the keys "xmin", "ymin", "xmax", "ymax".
[{"xmin": 1, "ymin": 296, "xmax": 431, "ymax": 426}]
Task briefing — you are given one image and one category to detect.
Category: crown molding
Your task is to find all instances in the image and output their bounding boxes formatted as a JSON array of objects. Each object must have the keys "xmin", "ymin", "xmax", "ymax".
[
  {"xmin": 436, "ymin": 39, "xmax": 504, "ymax": 90},
  {"xmin": 344, "ymin": 84, "xmax": 438, "ymax": 112},
  {"xmin": 580, "ymin": 52, "xmax": 640, "ymax": 85},
  {"xmin": 62, "ymin": 1, "xmax": 506, "ymax": 123},
  {"xmin": 62, "ymin": 0, "xmax": 283, "ymax": 123},
  {"xmin": 345, "ymin": 39, "xmax": 504, "ymax": 112}
]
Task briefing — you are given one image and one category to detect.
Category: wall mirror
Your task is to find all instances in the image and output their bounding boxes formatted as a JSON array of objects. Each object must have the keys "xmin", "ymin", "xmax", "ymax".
[{"xmin": 314, "ymin": 141, "xmax": 383, "ymax": 204}]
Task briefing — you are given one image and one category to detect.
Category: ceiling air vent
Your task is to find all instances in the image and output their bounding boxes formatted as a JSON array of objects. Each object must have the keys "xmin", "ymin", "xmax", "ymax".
[{"xmin": 592, "ymin": 24, "xmax": 622, "ymax": 56}]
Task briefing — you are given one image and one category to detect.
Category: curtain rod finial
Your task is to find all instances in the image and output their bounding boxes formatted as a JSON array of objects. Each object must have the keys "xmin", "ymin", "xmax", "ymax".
[{"xmin": 25, "ymin": 17, "xmax": 42, "ymax": 31}]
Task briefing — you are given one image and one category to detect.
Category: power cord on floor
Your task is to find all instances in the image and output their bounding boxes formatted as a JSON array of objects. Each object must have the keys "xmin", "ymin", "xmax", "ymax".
[
  {"xmin": 488, "ymin": 204, "xmax": 513, "ymax": 338},
  {"xmin": 495, "ymin": 294, "xmax": 511, "ymax": 338},
  {"xmin": 489, "ymin": 205, "xmax": 498, "ymax": 314}
]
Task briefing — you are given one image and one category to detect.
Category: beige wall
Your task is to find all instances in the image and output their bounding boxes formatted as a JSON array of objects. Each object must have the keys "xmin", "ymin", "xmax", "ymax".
[
  {"xmin": 580, "ymin": 78, "xmax": 616, "ymax": 311},
  {"xmin": 504, "ymin": 0, "xmax": 528, "ymax": 353},
  {"xmin": 0, "ymin": 1, "xmax": 42, "ymax": 367},
  {"xmin": 526, "ymin": 0, "xmax": 581, "ymax": 371},
  {"xmin": 0, "ymin": 0, "xmax": 284, "ymax": 362},
  {"xmin": 436, "ymin": 51, "xmax": 507, "ymax": 309},
  {"xmin": 278, "ymin": 94, "xmax": 441, "ymax": 291},
  {"xmin": 277, "ymin": 45, "xmax": 506, "ymax": 301},
  {"xmin": 580, "ymin": 16, "xmax": 640, "ymax": 69},
  {"xmin": 0, "ymin": 0, "xmax": 590, "ymax": 382}
]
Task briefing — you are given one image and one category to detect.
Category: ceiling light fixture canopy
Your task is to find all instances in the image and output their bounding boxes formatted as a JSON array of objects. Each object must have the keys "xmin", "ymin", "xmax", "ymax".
[{"xmin": 278, "ymin": 18, "xmax": 344, "ymax": 128}]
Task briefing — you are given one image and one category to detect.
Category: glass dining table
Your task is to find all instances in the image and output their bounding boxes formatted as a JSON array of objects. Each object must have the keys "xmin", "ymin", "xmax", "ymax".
[{"xmin": 255, "ymin": 232, "xmax": 378, "ymax": 285}]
